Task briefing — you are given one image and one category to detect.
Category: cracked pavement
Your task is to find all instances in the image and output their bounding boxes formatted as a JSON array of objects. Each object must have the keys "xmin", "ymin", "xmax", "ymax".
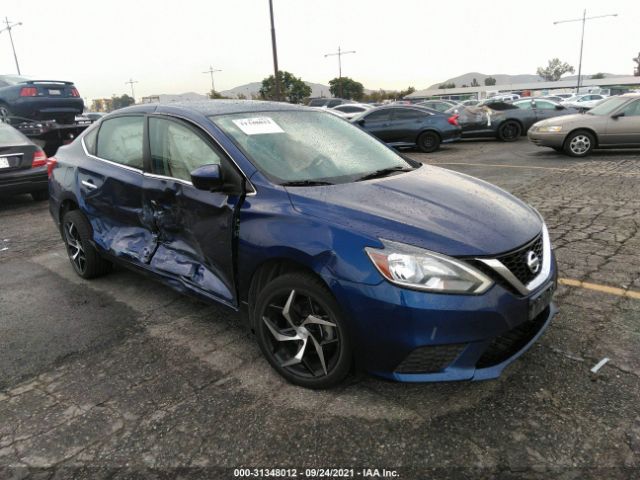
[{"xmin": 0, "ymin": 139, "xmax": 639, "ymax": 479}]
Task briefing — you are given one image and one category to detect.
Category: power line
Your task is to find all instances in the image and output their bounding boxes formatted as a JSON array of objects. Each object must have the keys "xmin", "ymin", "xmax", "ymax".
[
  {"xmin": 0, "ymin": 17, "xmax": 23, "ymax": 74},
  {"xmin": 125, "ymin": 78, "xmax": 139, "ymax": 102},
  {"xmin": 553, "ymin": 10, "xmax": 617, "ymax": 92},
  {"xmin": 324, "ymin": 46, "xmax": 356, "ymax": 98},
  {"xmin": 202, "ymin": 66, "xmax": 222, "ymax": 94}
]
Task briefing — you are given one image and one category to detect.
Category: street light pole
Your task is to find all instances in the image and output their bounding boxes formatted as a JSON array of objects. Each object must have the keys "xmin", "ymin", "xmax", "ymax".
[
  {"xmin": 324, "ymin": 46, "xmax": 356, "ymax": 98},
  {"xmin": 125, "ymin": 78, "xmax": 139, "ymax": 102},
  {"xmin": 1, "ymin": 17, "xmax": 23, "ymax": 74},
  {"xmin": 268, "ymin": 0, "xmax": 281, "ymax": 101},
  {"xmin": 553, "ymin": 10, "xmax": 617, "ymax": 92},
  {"xmin": 202, "ymin": 66, "xmax": 222, "ymax": 95}
]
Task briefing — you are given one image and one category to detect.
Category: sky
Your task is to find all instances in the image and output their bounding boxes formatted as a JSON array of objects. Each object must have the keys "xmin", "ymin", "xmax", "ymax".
[{"xmin": 1, "ymin": 0, "xmax": 638, "ymax": 101}]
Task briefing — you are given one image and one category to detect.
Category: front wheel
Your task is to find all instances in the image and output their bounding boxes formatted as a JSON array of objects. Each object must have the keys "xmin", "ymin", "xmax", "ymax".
[
  {"xmin": 497, "ymin": 120, "xmax": 522, "ymax": 141},
  {"xmin": 416, "ymin": 131, "xmax": 441, "ymax": 153},
  {"xmin": 563, "ymin": 131, "xmax": 594, "ymax": 157},
  {"xmin": 253, "ymin": 272, "xmax": 352, "ymax": 389},
  {"xmin": 61, "ymin": 210, "xmax": 111, "ymax": 279}
]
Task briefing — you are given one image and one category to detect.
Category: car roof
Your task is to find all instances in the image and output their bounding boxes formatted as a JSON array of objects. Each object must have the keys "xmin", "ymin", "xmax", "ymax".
[{"xmin": 115, "ymin": 100, "xmax": 307, "ymax": 117}]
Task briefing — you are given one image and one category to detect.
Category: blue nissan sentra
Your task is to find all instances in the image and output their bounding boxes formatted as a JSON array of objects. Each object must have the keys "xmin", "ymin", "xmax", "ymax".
[{"xmin": 48, "ymin": 100, "xmax": 557, "ymax": 389}]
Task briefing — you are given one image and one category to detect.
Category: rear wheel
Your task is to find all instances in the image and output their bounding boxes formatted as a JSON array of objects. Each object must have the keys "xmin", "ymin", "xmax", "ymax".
[
  {"xmin": 0, "ymin": 104, "xmax": 13, "ymax": 123},
  {"xmin": 416, "ymin": 131, "xmax": 441, "ymax": 153},
  {"xmin": 497, "ymin": 120, "xmax": 522, "ymax": 141},
  {"xmin": 61, "ymin": 210, "xmax": 111, "ymax": 279},
  {"xmin": 31, "ymin": 190, "xmax": 49, "ymax": 201},
  {"xmin": 254, "ymin": 272, "xmax": 351, "ymax": 389},
  {"xmin": 563, "ymin": 131, "xmax": 594, "ymax": 157}
]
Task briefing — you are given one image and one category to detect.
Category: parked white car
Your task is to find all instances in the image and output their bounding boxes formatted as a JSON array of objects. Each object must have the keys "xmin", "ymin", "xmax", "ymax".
[
  {"xmin": 331, "ymin": 103, "xmax": 373, "ymax": 119},
  {"xmin": 561, "ymin": 94, "xmax": 607, "ymax": 110}
]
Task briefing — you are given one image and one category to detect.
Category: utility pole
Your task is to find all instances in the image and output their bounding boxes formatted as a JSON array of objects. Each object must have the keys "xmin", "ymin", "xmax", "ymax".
[
  {"xmin": 268, "ymin": 0, "xmax": 281, "ymax": 101},
  {"xmin": 324, "ymin": 46, "xmax": 356, "ymax": 99},
  {"xmin": 0, "ymin": 17, "xmax": 23, "ymax": 74},
  {"xmin": 125, "ymin": 78, "xmax": 139, "ymax": 102},
  {"xmin": 553, "ymin": 10, "xmax": 617, "ymax": 92},
  {"xmin": 202, "ymin": 66, "xmax": 222, "ymax": 95}
]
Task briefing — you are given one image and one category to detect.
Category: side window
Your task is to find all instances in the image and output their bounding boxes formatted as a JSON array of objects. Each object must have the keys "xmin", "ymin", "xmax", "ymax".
[
  {"xmin": 515, "ymin": 101, "xmax": 532, "ymax": 110},
  {"xmin": 149, "ymin": 117, "xmax": 222, "ymax": 182},
  {"xmin": 327, "ymin": 100, "xmax": 342, "ymax": 108},
  {"xmin": 393, "ymin": 109, "xmax": 423, "ymax": 120},
  {"xmin": 83, "ymin": 127, "xmax": 98, "ymax": 155},
  {"xmin": 620, "ymin": 100, "xmax": 640, "ymax": 117},
  {"xmin": 338, "ymin": 106, "xmax": 359, "ymax": 113},
  {"xmin": 535, "ymin": 101, "xmax": 556, "ymax": 110},
  {"xmin": 364, "ymin": 110, "xmax": 391, "ymax": 122},
  {"xmin": 96, "ymin": 116, "xmax": 144, "ymax": 169}
]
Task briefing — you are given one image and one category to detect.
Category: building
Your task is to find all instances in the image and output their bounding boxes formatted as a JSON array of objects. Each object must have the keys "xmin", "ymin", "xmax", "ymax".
[{"xmin": 406, "ymin": 76, "xmax": 640, "ymax": 101}]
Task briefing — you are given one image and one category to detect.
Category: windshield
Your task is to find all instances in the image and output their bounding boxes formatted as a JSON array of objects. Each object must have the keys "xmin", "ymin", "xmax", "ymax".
[
  {"xmin": 212, "ymin": 110, "xmax": 413, "ymax": 184},
  {"xmin": 587, "ymin": 96, "xmax": 630, "ymax": 116}
]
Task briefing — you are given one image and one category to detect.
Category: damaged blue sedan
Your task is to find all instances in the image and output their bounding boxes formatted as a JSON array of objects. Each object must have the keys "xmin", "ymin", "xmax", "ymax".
[{"xmin": 48, "ymin": 101, "xmax": 557, "ymax": 389}]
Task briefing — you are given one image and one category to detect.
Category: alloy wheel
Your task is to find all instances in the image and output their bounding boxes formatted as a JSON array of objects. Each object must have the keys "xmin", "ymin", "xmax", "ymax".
[
  {"xmin": 570, "ymin": 135, "xmax": 591, "ymax": 155},
  {"xmin": 63, "ymin": 221, "xmax": 87, "ymax": 274},
  {"xmin": 261, "ymin": 289, "xmax": 341, "ymax": 378}
]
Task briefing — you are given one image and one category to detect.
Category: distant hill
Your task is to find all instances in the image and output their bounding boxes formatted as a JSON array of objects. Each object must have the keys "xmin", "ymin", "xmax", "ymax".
[
  {"xmin": 429, "ymin": 72, "xmax": 628, "ymax": 88},
  {"xmin": 220, "ymin": 81, "xmax": 333, "ymax": 99}
]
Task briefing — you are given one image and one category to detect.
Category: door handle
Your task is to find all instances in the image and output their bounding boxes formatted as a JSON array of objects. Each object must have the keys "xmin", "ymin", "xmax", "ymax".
[{"xmin": 81, "ymin": 179, "xmax": 97, "ymax": 190}]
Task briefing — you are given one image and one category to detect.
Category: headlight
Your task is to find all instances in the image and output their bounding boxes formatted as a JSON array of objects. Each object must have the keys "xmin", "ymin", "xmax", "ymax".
[
  {"xmin": 365, "ymin": 239, "xmax": 493, "ymax": 294},
  {"xmin": 537, "ymin": 125, "xmax": 563, "ymax": 132}
]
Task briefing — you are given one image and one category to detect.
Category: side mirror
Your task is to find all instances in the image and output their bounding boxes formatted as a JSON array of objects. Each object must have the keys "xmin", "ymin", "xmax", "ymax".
[
  {"xmin": 555, "ymin": 104, "xmax": 565, "ymax": 110},
  {"xmin": 190, "ymin": 164, "xmax": 223, "ymax": 191},
  {"xmin": 611, "ymin": 112, "xmax": 625, "ymax": 119},
  {"xmin": 357, "ymin": 119, "xmax": 365, "ymax": 126}
]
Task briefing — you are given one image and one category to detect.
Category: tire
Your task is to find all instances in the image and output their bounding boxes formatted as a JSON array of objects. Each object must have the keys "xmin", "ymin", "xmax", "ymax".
[
  {"xmin": 497, "ymin": 120, "xmax": 522, "ymax": 142},
  {"xmin": 31, "ymin": 190, "xmax": 49, "ymax": 201},
  {"xmin": 253, "ymin": 272, "xmax": 352, "ymax": 389},
  {"xmin": 0, "ymin": 104, "xmax": 13, "ymax": 123},
  {"xmin": 416, "ymin": 131, "xmax": 441, "ymax": 153},
  {"xmin": 61, "ymin": 210, "xmax": 111, "ymax": 279},
  {"xmin": 563, "ymin": 130, "xmax": 595, "ymax": 157}
]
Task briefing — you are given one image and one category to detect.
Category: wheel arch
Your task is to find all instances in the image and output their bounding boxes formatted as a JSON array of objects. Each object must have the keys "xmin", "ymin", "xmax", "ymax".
[
  {"xmin": 415, "ymin": 128, "xmax": 441, "ymax": 144},
  {"xmin": 245, "ymin": 256, "xmax": 332, "ymax": 330},
  {"xmin": 564, "ymin": 127, "xmax": 599, "ymax": 148}
]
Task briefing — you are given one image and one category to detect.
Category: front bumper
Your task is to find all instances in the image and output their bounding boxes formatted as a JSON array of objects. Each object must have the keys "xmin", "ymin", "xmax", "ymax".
[
  {"xmin": 331, "ymin": 253, "xmax": 558, "ymax": 382},
  {"xmin": 0, "ymin": 166, "xmax": 48, "ymax": 196},
  {"xmin": 528, "ymin": 130, "xmax": 566, "ymax": 149}
]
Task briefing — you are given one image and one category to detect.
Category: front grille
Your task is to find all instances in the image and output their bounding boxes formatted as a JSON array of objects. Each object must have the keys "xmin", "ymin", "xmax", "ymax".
[
  {"xmin": 496, "ymin": 234, "xmax": 544, "ymax": 285},
  {"xmin": 476, "ymin": 307, "xmax": 549, "ymax": 369},
  {"xmin": 395, "ymin": 343, "xmax": 466, "ymax": 374}
]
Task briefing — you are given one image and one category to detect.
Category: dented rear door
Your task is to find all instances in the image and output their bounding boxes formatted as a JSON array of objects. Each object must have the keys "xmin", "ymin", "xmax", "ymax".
[
  {"xmin": 142, "ymin": 115, "xmax": 238, "ymax": 306},
  {"xmin": 80, "ymin": 115, "xmax": 157, "ymax": 264}
]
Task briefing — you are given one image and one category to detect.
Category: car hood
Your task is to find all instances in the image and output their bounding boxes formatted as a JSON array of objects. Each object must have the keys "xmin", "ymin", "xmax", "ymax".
[
  {"xmin": 285, "ymin": 165, "xmax": 542, "ymax": 257},
  {"xmin": 534, "ymin": 113, "xmax": 589, "ymax": 127}
]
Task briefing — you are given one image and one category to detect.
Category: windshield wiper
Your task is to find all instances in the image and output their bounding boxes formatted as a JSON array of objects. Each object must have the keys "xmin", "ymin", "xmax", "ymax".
[
  {"xmin": 280, "ymin": 180, "xmax": 335, "ymax": 186},
  {"xmin": 356, "ymin": 166, "xmax": 413, "ymax": 181}
]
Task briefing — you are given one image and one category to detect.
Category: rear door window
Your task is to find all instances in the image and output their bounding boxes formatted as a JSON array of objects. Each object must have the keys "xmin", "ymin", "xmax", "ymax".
[
  {"xmin": 364, "ymin": 110, "xmax": 392, "ymax": 122},
  {"xmin": 96, "ymin": 116, "xmax": 144, "ymax": 169}
]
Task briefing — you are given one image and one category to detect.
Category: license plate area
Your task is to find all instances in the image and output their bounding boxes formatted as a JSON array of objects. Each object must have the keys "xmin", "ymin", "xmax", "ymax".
[
  {"xmin": 529, "ymin": 281, "xmax": 555, "ymax": 320},
  {"xmin": 49, "ymin": 89, "xmax": 61, "ymax": 95}
]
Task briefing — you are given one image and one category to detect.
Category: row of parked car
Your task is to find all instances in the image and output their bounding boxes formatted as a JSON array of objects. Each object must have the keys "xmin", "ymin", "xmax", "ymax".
[{"xmin": 310, "ymin": 93, "xmax": 640, "ymax": 157}]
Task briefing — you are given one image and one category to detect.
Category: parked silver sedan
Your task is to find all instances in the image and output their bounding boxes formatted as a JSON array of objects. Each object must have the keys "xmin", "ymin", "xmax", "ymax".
[{"xmin": 528, "ymin": 94, "xmax": 640, "ymax": 157}]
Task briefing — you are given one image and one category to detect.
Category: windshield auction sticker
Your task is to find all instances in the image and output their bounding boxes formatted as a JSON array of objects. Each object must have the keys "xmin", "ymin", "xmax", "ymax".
[{"xmin": 232, "ymin": 117, "xmax": 284, "ymax": 135}]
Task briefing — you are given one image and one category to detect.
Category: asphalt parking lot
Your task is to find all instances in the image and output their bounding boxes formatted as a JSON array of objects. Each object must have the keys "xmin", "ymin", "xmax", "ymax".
[{"xmin": 1, "ymin": 139, "xmax": 639, "ymax": 479}]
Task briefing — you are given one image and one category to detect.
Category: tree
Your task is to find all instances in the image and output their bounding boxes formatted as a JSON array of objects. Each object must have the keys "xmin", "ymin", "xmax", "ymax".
[
  {"xmin": 208, "ymin": 89, "xmax": 229, "ymax": 99},
  {"xmin": 484, "ymin": 76, "xmax": 497, "ymax": 86},
  {"xmin": 590, "ymin": 72, "xmax": 606, "ymax": 79},
  {"xmin": 398, "ymin": 86, "xmax": 415, "ymax": 98},
  {"xmin": 438, "ymin": 82, "xmax": 456, "ymax": 89},
  {"xmin": 260, "ymin": 71, "xmax": 311, "ymax": 103},
  {"xmin": 111, "ymin": 94, "xmax": 135, "ymax": 111},
  {"xmin": 471, "ymin": 78, "xmax": 480, "ymax": 87},
  {"xmin": 329, "ymin": 77, "xmax": 364, "ymax": 100},
  {"xmin": 536, "ymin": 58, "xmax": 575, "ymax": 81}
]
